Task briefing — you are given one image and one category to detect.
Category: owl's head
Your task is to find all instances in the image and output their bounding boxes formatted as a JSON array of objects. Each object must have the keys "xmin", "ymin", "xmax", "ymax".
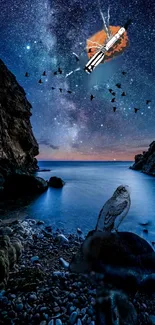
[{"xmin": 113, "ymin": 185, "xmax": 130, "ymax": 198}]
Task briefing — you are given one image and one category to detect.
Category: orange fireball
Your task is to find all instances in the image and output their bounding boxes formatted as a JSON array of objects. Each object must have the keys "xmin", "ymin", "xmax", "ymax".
[{"xmin": 87, "ymin": 26, "xmax": 129, "ymax": 63}]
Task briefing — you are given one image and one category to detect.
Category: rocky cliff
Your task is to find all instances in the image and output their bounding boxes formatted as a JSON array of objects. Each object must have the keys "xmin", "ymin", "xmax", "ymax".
[
  {"xmin": 0, "ymin": 59, "xmax": 39, "ymax": 177},
  {"xmin": 130, "ymin": 141, "xmax": 155, "ymax": 176}
]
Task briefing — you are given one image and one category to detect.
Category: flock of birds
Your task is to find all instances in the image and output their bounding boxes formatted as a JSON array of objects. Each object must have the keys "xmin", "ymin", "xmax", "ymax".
[
  {"xmin": 106, "ymin": 73, "xmax": 152, "ymax": 113},
  {"xmin": 91, "ymin": 71, "xmax": 151, "ymax": 113},
  {"xmin": 24, "ymin": 67, "xmax": 152, "ymax": 113},
  {"xmin": 25, "ymin": 68, "xmax": 73, "ymax": 95}
]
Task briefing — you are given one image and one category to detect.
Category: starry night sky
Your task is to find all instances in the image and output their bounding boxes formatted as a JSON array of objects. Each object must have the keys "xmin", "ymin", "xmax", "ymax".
[{"xmin": 0, "ymin": 0, "xmax": 155, "ymax": 161}]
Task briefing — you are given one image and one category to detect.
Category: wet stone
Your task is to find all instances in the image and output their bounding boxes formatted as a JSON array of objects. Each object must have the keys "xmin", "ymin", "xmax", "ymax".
[
  {"xmin": 53, "ymin": 306, "xmax": 60, "ymax": 313},
  {"xmin": 76, "ymin": 319, "xmax": 82, "ymax": 325},
  {"xmin": 69, "ymin": 306, "xmax": 76, "ymax": 314},
  {"xmin": 69, "ymin": 311, "xmax": 78, "ymax": 324},
  {"xmin": 55, "ymin": 319, "xmax": 62, "ymax": 325},
  {"xmin": 29, "ymin": 294, "xmax": 37, "ymax": 302}
]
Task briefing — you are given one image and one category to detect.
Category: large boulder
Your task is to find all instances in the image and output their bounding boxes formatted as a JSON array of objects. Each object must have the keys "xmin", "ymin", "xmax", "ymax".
[
  {"xmin": 0, "ymin": 59, "xmax": 39, "ymax": 178},
  {"xmin": 69, "ymin": 231, "xmax": 155, "ymax": 274},
  {"xmin": 3, "ymin": 174, "xmax": 48, "ymax": 197},
  {"xmin": 49, "ymin": 176, "xmax": 65, "ymax": 188}
]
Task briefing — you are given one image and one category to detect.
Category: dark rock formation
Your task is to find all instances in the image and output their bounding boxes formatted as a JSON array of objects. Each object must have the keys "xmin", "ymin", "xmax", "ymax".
[
  {"xmin": 3, "ymin": 174, "xmax": 48, "ymax": 198},
  {"xmin": 130, "ymin": 141, "xmax": 155, "ymax": 176},
  {"xmin": 49, "ymin": 176, "xmax": 65, "ymax": 188},
  {"xmin": 0, "ymin": 59, "xmax": 39, "ymax": 177},
  {"xmin": 69, "ymin": 230, "xmax": 155, "ymax": 274},
  {"xmin": 96, "ymin": 289, "xmax": 137, "ymax": 325},
  {"xmin": 0, "ymin": 235, "xmax": 22, "ymax": 287}
]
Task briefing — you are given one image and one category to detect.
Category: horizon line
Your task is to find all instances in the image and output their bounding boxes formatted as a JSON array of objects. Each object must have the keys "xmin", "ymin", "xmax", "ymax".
[{"xmin": 38, "ymin": 160, "xmax": 134, "ymax": 162}]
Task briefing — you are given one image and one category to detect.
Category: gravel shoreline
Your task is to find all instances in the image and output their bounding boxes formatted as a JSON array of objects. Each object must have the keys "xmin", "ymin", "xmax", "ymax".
[{"xmin": 0, "ymin": 219, "xmax": 155, "ymax": 324}]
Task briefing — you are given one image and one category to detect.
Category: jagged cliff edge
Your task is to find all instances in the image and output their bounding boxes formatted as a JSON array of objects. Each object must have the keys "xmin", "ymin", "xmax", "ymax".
[
  {"xmin": 0, "ymin": 59, "xmax": 39, "ymax": 178},
  {"xmin": 130, "ymin": 141, "xmax": 155, "ymax": 176}
]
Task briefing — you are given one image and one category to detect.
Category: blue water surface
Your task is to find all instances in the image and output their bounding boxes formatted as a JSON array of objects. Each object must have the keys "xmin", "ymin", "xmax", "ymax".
[{"xmin": 21, "ymin": 161, "xmax": 155, "ymax": 240}]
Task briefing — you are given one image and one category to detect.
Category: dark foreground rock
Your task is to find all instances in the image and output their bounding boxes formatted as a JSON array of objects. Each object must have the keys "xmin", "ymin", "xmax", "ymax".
[
  {"xmin": 0, "ymin": 59, "xmax": 39, "ymax": 178},
  {"xmin": 0, "ymin": 221, "xmax": 155, "ymax": 324},
  {"xmin": 96, "ymin": 289, "xmax": 137, "ymax": 324},
  {"xmin": 49, "ymin": 176, "xmax": 65, "ymax": 188},
  {"xmin": 2, "ymin": 174, "xmax": 48, "ymax": 198},
  {"xmin": 69, "ymin": 230, "xmax": 155, "ymax": 274},
  {"xmin": 130, "ymin": 141, "xmax": 155, "ymax": 176},
  {"xmin": 0, "ymin": 235, "xmax": 22, "ymax": 287}
]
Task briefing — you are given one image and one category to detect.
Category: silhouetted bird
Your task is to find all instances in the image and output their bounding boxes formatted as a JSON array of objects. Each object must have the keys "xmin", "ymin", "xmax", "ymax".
[
  {"xmin": 122, "ymin": 71, "xmax": 127, "ymax": 75},
  {"xmin": 121, "ymin": 92, "xmax": 126, "ymax": 96},
  {"xmin": 42, "ymin": 71, "xmax": 46, "ymax": 76},
  {"xmin": 58, "ymin": 67, "xmax": 62, "ymax": 74},
  {"xmin": 112, "ymin": 92, "xmax": 116, "ymax": 96},
  {"xmin": 67, "ymin": 90, "xmax": 72, "ymax": 94},
  {"xmin": 90, "ymin": 94, "xmax": 95, "ymax": 101},
  {"xmin": 111, "ymin": 98, "xmax": 116, "ymax": 103},
  {"xmin": 113, "ymin": 107, "xmax": 117, "ymax": 112},
  {"xmin": 25, "ymin": 72, "xmax": 29, "ymax": 77},
  {"xmin": 146, "ymin": 100, "xmax": 151, "ymax": 105},
  {"xmin": 116, "ymin": 83, "xmax": 121, "ymax": 88},
  {"xmin": 59, "ymin": 88, "xmax": 63, "ymax": 93},
  {"xmin": 38, "ymin": 79, "xmax": 43, "ymax": 84},
  {"xmin": 96, "ymin": 185, "xmax": 131, "ymax": 232},
  {"xmin": 53, "ymin": 71, "xmax": 57, "ymax": 75},
  {"xmin": 134, "ymin": 108, "xmax": 139, "ymax": 113},
  {"xmin": 52, "ymin": 87, "xmax": 55, "ymax": 90},
  {"xmin": 109, "ymin": 89, "xmax": 113, "ymax": 93}
]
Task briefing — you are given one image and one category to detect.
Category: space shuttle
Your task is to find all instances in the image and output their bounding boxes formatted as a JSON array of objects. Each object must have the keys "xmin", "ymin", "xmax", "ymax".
[{"xmin": 85, "ymin": 20, "xmax": 132, "ymax": 74}]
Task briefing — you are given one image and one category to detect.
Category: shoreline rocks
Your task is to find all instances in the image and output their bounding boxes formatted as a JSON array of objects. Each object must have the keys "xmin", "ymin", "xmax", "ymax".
[
  {"xmin": 0, "ymin": 220, "xmax": 155, "ymax": 324},
  {"xmin": 49, "ymin": 176, "xmax": 65, "ymax": 189},
  {"xmin": 2, "ymin": 174, "xmax": 48, "ymax": 198},
  {"xmin": 130, "ymin": 141, "xmax": 155, "ymax": 176},
  {"xmin": 69, "ymin": 230, "xmax": 155, "ymax": 274}
]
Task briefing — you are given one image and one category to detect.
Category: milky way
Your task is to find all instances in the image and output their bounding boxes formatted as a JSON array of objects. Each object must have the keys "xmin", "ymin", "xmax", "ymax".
[{"xmin": 0, "ymin": 0, "xmax": 155, "ymax": 160}]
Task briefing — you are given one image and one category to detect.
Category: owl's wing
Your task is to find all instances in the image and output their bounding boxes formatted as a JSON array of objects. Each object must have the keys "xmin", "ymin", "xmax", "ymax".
[{"xmin": 96, "ymin": 199, "xmax": 128, "ymax": 231}]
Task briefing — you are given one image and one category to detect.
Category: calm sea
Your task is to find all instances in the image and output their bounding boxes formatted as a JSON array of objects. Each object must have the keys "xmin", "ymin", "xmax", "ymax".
[{"xmin": 18, "ymin": 161, "xmax": 155, "ymax": 241}]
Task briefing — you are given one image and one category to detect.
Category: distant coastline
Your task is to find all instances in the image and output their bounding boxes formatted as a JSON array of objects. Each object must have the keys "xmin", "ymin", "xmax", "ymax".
[{"xmin": 38, "ymin": 160, "xmax": 134, "ymax": 163}]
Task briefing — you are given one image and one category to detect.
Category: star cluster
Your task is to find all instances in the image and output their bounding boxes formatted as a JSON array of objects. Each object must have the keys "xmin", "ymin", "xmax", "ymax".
[{"xmin": 0, "ymin": 0, "xmax": 155, "ymax": 160}]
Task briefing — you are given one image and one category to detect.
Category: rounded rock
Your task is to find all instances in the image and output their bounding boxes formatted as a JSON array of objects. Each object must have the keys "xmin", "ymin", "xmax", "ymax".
[
  {"xmin": 69, "ymin": 311, "xmax": 78, "ymax": 324},
  {"xmin": 76, "ymin": 319, "xmax": 82, "ymax": 325},
  {"xmin": 31, "ymin": 256, "xmax": 39, "ymax": 263},
  {"xmin": 55, "ymin": 320, "xmax": 62, "ymax": 325},
  {"xmin": 29, "ymin": 294, "xmax": 37, "ymax": 302},
  {"xmin": 16, "ymin": 303, "xmax": 24, "ymax": 311}
]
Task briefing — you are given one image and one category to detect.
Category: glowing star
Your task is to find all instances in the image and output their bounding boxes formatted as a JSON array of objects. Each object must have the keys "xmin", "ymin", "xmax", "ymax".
[
  {"xmin": 85, "ymin": 20, "xmax": 131, "ymax": 74},
  {"xmin": 26, "ymin": 45, "xmax": 31, "ymax": 50}
]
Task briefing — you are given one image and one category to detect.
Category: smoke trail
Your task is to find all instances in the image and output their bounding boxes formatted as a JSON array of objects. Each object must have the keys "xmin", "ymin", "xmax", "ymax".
[
  {"xmin": 65, "ymin": 67, "xmax": 81, "ymax": 78},
  {"xmin": 66, "ymin": 71, "xmax": 74, "ymax": 78},
  {"xmin": 107, "ymin": 6, "xmax": 110, "ymax": 29},
  {"xmin": 98, "ymin": 0, "xmax": 111, "ymax": 39}
]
